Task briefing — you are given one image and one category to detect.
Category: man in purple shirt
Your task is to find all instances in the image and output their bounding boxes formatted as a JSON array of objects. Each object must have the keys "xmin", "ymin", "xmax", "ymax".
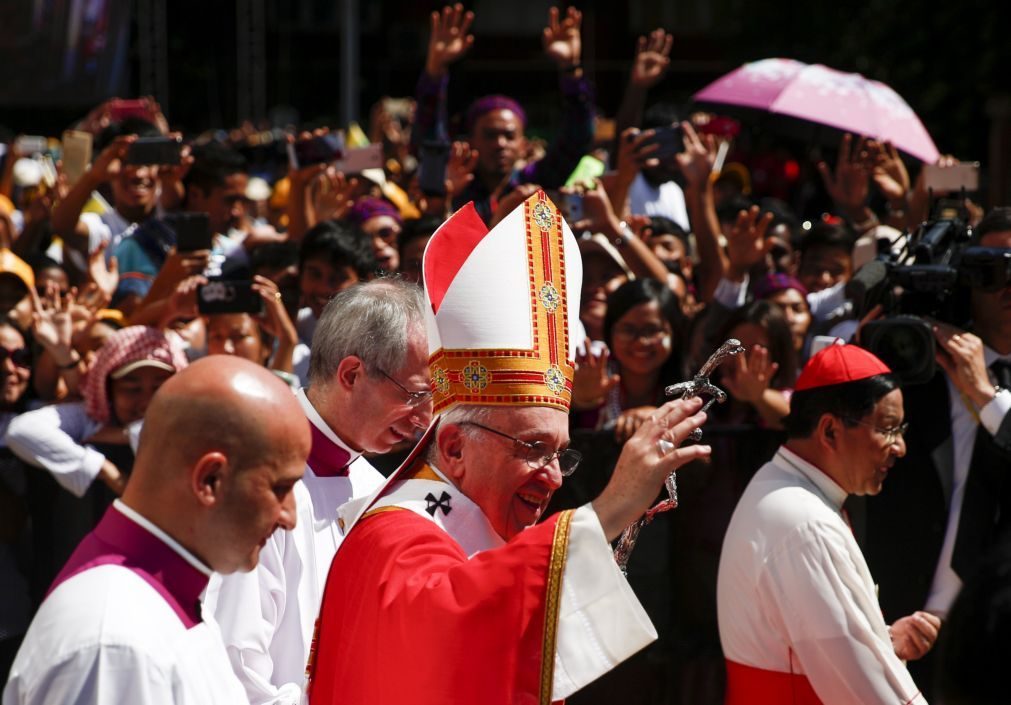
[{"xmin": 414, "ymin": 4, "xmax": 595, "ymax": 224}]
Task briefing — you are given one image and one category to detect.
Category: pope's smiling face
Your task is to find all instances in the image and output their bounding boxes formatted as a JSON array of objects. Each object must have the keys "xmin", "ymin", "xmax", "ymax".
[{"xmin": 449, "ymin": 406, "xmax": 568, "ymax": 540}]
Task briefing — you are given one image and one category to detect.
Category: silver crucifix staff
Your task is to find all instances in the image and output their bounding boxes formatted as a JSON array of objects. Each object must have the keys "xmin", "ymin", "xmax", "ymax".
[{"xmin": 612, "ymin": 339, "xmax": 745, "ymax": 574}]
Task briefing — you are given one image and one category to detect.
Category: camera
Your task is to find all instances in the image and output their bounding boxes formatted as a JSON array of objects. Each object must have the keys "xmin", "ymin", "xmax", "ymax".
[{"xmin": 850, "ymin": 202, "xmax": 1010, "ymax": 384}]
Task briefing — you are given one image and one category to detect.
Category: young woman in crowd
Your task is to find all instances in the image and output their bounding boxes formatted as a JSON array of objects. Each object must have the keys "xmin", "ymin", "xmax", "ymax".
[
  {"xmin": 0, "ymin": 316, "xmax": 34, "ymax": 679},
  {"xmin": 571, "ymin": 278, "xmax": 686, "ymax": 442}
]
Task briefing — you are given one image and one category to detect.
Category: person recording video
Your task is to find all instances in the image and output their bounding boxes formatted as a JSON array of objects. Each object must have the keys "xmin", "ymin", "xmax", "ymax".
[{"xmin": 855, "ymin": 206, "xmax": 1011, "ymax": 700}]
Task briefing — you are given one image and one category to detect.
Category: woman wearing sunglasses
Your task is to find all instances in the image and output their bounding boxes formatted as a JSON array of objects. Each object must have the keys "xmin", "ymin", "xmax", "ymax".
[{"xmin": 0, "ymin": 317, "xmax": 34, "ymax": 680}]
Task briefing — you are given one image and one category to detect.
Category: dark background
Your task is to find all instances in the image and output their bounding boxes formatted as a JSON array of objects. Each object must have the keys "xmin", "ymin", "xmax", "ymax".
[{"xmin": 1, "ymin": 0, "xmax": 1009, "ymax": 201}]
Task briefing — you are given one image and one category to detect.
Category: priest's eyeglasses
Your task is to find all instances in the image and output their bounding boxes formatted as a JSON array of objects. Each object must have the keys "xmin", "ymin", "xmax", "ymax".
[
  {"xmin": 844, "ymin": 418, "xmax": 909, "ymax": 444},
  {"xmin": 458, "ymin": 422, "xmax": 582, "ymax": 476},
  {"xmin": 379, "ymin": 370, "xmax": 433, "ymax": 408}
]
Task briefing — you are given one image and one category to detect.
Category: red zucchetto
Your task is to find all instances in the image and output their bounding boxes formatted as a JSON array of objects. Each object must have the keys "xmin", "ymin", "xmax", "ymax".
[{"xmin": 794, "ymin": 343, "xmax": 892, "ymax": 391}]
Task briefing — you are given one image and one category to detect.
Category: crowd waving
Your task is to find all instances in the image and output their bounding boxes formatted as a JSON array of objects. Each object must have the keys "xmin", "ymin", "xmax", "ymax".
[{"xmin": 1, "ymin": 5, "xmax": 1009, "ymax": 705}]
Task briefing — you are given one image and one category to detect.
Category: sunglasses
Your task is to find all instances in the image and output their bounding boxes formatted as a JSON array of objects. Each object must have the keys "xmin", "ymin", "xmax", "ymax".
[{"xmin": 0, "ymin": 346, "xmax": 31, "ymax": 368}]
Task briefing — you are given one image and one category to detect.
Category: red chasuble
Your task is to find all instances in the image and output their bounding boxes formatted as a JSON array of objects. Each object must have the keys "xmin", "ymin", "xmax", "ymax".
[{"xmin": 307, "ymin": 507, "xmax": 573, "ymax": 705}]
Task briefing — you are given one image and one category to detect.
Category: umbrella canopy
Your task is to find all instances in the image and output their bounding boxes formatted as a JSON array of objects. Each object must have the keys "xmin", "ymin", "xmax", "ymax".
[{"xmin": 693, "ymin": 58, "xmax": 940, "ymax": 163}]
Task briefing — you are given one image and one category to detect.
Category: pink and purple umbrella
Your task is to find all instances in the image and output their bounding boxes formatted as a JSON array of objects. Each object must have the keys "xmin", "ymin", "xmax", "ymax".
[{"xmin": 693, "ymin": 58, "xmax": 940, "ymax": 163}]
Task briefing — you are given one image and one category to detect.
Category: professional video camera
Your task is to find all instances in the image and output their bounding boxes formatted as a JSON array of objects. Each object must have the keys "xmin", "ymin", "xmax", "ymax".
[{"xmin": 847, "ymin": 201, "xmax": 1011, "ymax": 384}]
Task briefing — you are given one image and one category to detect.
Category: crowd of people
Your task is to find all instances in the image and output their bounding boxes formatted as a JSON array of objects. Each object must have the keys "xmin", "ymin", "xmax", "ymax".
[{"xmin": 0, "ymin": 4, "xmax": 1009, "ymax": 705}]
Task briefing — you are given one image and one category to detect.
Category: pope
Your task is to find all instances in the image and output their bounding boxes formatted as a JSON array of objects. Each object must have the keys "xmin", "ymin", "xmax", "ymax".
[{"xmin": 306, "ymin": 191, "xmax": 711, "ymax": 705}]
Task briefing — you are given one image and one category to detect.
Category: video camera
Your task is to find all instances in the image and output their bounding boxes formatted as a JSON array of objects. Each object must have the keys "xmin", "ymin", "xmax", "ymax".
[{"xmin": 848, "ymin": 201, "xmax": 1011, "ymax": 384}]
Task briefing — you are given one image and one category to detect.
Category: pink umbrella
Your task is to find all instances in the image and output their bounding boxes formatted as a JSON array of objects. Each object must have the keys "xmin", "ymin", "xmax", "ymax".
[{"xmin": 693, "ymin": 58, "xmax": 940, "ymax": 163}]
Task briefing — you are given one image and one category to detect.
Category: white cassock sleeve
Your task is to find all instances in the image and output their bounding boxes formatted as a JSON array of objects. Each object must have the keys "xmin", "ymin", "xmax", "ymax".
[
  {"xmin": 4, "ymin": 402, "xmax": 105, "ymax": 498},
  {"xmin": 3, "ymin": 645, "xmax": 177, "ymax": 705},
  {"xmin": 759, "ymin": 521, "xmax": 925, "ymax": 705},
  {"xmin": 551, "ymin": 504, "xmax": 657, "ymax": 700},
  {"xmin": 203, "ymin": 530, "xmax": 302, "ymax": 705}
]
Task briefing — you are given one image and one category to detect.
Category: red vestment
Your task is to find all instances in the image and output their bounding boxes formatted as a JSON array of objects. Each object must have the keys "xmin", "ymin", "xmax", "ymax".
[
  {"xmin": 724, "ymin": 660, "xmax": 822, "ymax": 705},
  {"xmin": 307, "ymin": 508, "xmax": 572, "ymax": 705}
]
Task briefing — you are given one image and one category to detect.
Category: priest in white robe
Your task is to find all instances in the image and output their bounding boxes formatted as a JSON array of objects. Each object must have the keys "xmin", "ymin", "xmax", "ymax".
[
  {"xmin": 717, "ymin": 344, "xmax": 936, "ymax": 705},
  {"xmin": 3, "ymin": 357, "xmax": 311, "ymax": 705},
  {"xmin": 203, "ymin": 278, "xmax": 431, "ymax": 705}
]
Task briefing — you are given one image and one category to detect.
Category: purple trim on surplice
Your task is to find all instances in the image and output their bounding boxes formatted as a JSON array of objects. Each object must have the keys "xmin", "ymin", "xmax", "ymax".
[
  {"xmin": 307, "ymin": 421, "xmax": 351, "ymax": 477},
  {"xmin": 48, "ymin": 504, "xmax": 208, "ymax": 629}
]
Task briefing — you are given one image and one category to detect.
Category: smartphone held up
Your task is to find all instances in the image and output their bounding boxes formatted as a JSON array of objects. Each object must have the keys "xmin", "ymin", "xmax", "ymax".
[
  {"xmin": 197, "ymin": 280, "xmax": 264, "ymax": 315},
  {"xmin": 126, "ymin": 136, "xmax": 183, "ymax": 166}
]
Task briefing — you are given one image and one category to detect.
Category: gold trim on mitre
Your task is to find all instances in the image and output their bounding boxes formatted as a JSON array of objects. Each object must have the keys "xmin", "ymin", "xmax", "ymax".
[{"xmin": 430, "ymin": 192, "xmax": 574, "ymax": 414}]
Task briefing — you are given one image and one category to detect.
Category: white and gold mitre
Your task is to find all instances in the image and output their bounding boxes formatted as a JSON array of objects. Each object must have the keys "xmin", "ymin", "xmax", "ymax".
[{"xmin": 423, "ymin": 190, "xmax": 583, "ymax": 414}]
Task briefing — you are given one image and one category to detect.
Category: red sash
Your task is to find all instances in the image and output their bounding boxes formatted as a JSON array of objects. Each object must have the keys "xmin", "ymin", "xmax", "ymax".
[{"xmin": 724, "ymin": 659, "xmax": 823, "ymax": 705}]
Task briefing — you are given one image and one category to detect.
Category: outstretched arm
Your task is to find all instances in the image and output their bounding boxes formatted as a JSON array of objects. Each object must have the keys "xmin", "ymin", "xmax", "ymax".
[
  {"xmin": 413, "ymin": 4, "xmax": 474, "ymax": 148},
  {"xmin": 614, "ymin": 29, "xmax": 673, "ymax": 147},
  {"xmin": 525, "ymin": 7, "xmax": 595, "ymax": 190}
]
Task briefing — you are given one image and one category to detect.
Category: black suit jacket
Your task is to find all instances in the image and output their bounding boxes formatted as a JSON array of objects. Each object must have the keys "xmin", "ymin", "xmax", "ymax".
[{"xmin": 849, "ymin": 370, "xmax": 1011, "ymax": 624}]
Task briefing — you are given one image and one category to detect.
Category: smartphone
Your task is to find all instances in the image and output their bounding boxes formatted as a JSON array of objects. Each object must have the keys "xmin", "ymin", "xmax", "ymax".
[
  {"xmin": 62, "ymin": 130, "xmax": 93, "ymax": 186},
  {"xmin": 418, "ymin": 141, "xmax": 451, "ymax": 196},
  {"xmin": 335, "ymin": 144, "xmax": 383, "ymax": 175},
  {"xmin": 197, "ymin": 280, "xmax": 264, "ymax": 315},
  {"xmin": 921, "ymin": 162, "xmax": 980, "ymax": 193},
  {"xmin": 38, "ymin": 155, "xmax": 57, "ymax": 189},
  {"xmin": 163, "ymin": 212, "xmax": 212, "ymax": 251},
  {"xmin": 564, "ymin": 193, "xmax": 585, "ymax": 222},
  {"xmin": 646, "ymin": 125, "xmax": 684, "ymax": 158},
  {"xmin": 14, "ymin": 135, "xmax": 48, "ymax": 157},
  {"xmin": 291, "ymin": 134, "xmax": 344, "ymax": 169},
  {"xmin": 564, "ymin": 155, "xmax": 605, "ymax": 188},
  {"xmin": 126, "ymin": 136, "xmax": 183, "ymax": 166},
  {"xmin": 109, "ymin": 98, "xmax": 152, "ymax": 123}
]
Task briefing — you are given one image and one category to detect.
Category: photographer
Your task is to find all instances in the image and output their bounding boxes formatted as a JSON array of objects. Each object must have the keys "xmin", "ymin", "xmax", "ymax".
[{"xmin": 857, "ymin": 206, "xmax": 1011, "ymax": 698}]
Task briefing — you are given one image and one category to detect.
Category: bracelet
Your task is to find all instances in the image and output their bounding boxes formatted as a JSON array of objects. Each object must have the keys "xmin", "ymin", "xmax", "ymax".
[
  {"xmin": 58, "ymin": 354, "xmax": 82, "ymax": 370},
  {"xmin": 613, "ymin": 221, "xmax": 636, "ymax": 248}
]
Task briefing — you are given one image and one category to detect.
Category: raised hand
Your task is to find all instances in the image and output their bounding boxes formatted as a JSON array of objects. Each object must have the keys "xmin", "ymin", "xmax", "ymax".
[
  {"xmin": 817, "ymin": 133, "xmax": 871, "ymax": 216},
  {"xmin": 88, "ymin": 242, "xmax": 120, "ymax": 302},
  {"xmin": 675, "ymin": 121, "xmax": 719, "ymax": 191},
  {"xmin": 487, "ymin": 183, "xmax": 540, "ymax": 229},
  {"xmin": 30, "ymin": 285, "xmax": 76, "ymax": 364},
  {"xmin": 630, "ymin": 29, "xmax": 672, "ymax": 89},
  {"xmin": 313, "ymin": 169, "xmax": 359, "ymax": 223},
  {"xmin": 165, "ymin": 275, "xmax": 207, "ymax": 323},
  {"xmin": 425, "ymin": 4, "xmax": 475, "ymax": 77},
  {"xmin": 542, "ymin": 6, "xmax": 582, "ymax": 70},
  {"xmin": 615, "ymin": 127, "xmax": 659, "ymax": 180},
  {"xmin": 446, "ymin": 141, "xmax": 479, "ymax": 199},
  {"xmin": 572, "ymin": 343, "xmax": 620, "ymax": 410},
  {"xmin": 614, "ymin": 406, "xmax": 657, "ymax": 444},
  {"xmin": 158, "ymin": 138, "xmax": 194, "ymax": 209},
  {"xmin": 592, "ymin": 397, "xmax": 711, "ymax": 541},
  {"xmin": 369, "ymin": 98, "xmax": 415, "ymax": 147},
  {"xmin": 69, "ymin": 283, "xmax": 104, "ymax": 321},
  {"xmin": 725, "ymin": 205, "xmax": 773, "ymax": 280},
  {"xmin": 252, "ymin": 275, "xmax": 297, "ymax": 346},
  {"xmin": 88, "ymin": 135, "xmax": 136, "ymax": 185},
  {"xmin": 932, "ymin": 322, "xmax": 995, "ymax": 409},
  {"xmin": 721, "ymin": 344, "xmax": 779, "ymax": 405},
  {"xmin": 570, "ymin": 180, "xmax": 621, "ymax": 235},
  {"xmin": 868, "ymin": 140, "xmax": 910, "ymax": 205}
]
